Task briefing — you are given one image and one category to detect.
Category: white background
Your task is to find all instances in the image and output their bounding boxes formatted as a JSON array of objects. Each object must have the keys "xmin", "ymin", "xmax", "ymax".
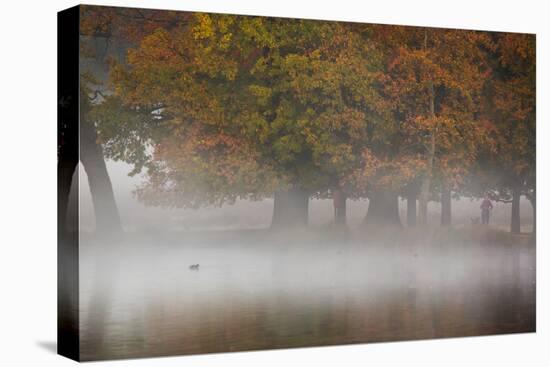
[{"xmin": 0, "ymin": 0, "xmax": 548, "ymax": 365}]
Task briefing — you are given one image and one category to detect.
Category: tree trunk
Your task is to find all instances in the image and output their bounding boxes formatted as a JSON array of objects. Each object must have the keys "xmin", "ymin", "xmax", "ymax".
[
  {"xmin": 526, "ymin": 189, "xmax": 536, "ymax": 234},
  {"xmin": 441, "ymin": 186, "xmax": 451, "ymax": 226},
  {"xmin": 406, "ymin": 190, "xmax": 417, "ymax": 227},
  {"xmin": 58, "ymin": 149, "xmax": 79, "ymax": 235},
  {"xmin": 530, "ymin": 195, "xmax": 536, "ymax": 234},
  {"xmin": 80, "ymin": 120, "xmax": 122, "ymax": 234},
  {"xmin": 528, "ymin": 191, "xmax": 536, "ymax": 244},
  {"xmin": 418, "ymin": 132, "xmax": 435, "ymax": 226},
  {"xmin": 271, "ymin": 189, "xmax": 309, "ymax": 229},
  {"xmin": 333, "ymin": 188, "xmax": 347, "ymax": 227},
  {"xmin": 418, "ymin": 29, "xmax": 436, "ymax": 227},
  {"xmin": 364, "ymin": 190, "xmax": 402, "ymax": 228},
  {"xmin": 511, "ymin": 187, "xmax": 521, "ymax": 234}
]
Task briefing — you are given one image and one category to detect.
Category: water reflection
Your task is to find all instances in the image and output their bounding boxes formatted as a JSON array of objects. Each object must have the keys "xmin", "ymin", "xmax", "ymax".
[{"xmin": 79, "ymin": 230, "xmax": 535, "ymax": 361}]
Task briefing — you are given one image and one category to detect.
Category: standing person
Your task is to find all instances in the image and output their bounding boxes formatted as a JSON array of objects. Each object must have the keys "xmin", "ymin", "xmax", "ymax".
[{"xmin": 480, "ymin": 194, "xmax": 493, "ymax": 225}]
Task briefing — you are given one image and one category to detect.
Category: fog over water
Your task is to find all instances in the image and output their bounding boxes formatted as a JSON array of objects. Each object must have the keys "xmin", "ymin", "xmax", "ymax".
[{"xmin": 72, "ymin": 161, "xmax": 535, "ymax": 361}]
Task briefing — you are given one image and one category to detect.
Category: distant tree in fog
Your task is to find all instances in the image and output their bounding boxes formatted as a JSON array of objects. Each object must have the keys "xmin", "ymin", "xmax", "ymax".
[{"xmin": 472, "ymin": 33, "xmax": 536, "ymax": 233}]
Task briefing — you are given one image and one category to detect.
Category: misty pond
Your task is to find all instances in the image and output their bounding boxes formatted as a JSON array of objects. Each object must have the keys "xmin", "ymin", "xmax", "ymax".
[
  {"xmin": 79, "ymin": 225, "xmax": 534, "ymax": 360},
  {"xmin": 70, "ymin": 162, "xmax": 536, "ymax": 361}
]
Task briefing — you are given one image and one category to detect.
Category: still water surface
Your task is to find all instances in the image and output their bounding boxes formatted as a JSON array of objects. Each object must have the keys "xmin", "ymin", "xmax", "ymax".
[{"xmin": 79, "ymin": 230, "xmax": 535, "ymax": 360}]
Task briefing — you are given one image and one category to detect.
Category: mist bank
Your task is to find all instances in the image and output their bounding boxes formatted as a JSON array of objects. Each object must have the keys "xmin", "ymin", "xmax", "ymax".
[{"xmin": 70, "ymin": 160, "xmax": 535, "ymax": 233}]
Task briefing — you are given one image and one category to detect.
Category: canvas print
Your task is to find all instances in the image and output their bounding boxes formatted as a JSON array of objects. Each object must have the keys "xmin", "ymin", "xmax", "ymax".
[{"xmin": 57, "ymin": 5, "xmax": 536, "ymax": 361}]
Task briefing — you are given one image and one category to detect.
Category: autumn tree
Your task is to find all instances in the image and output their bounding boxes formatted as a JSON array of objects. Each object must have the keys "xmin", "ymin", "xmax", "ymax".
[
  {"xmin": 59, "ymin": 6, "xmax": 125, "ymax": 234},
  {"xmin": 110, "ymin": 14, "xmax": 383, "ymax": 228},
  {"xmin": 484, "ymin": 33, "xmax": 535, "ymax": 233},
  {"xmin": 60, "ymin": 6, "xmax": 193, "ymax": 233},
  {"xmin": 370, "ymin": 26, "xmax": 492, "ymax": 226},
  {"xmin": 80, "ymin": 8, "xmax": 535, "ymax": 234}
]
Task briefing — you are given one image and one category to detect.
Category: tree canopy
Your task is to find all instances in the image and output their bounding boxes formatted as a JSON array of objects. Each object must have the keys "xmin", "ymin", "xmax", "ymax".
[{"xmin": 81, "ymin": 6, "xmax": 536, "ymax": 230}]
